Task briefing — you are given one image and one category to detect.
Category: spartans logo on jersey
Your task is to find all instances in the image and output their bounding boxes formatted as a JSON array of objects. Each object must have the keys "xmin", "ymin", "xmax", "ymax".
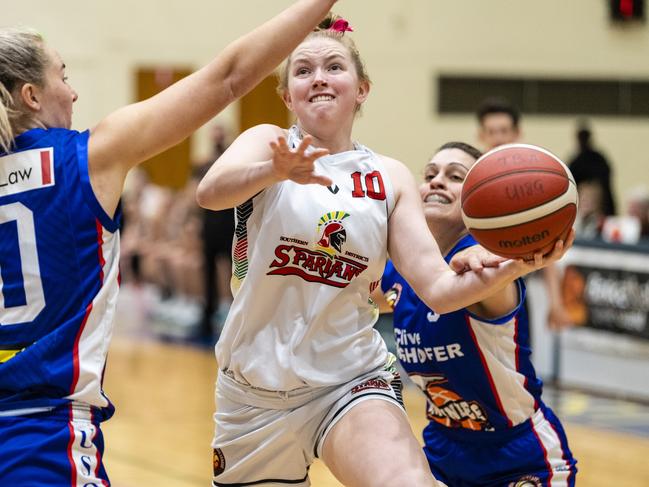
[
  {"xmin": 267, "ymin": 211, "xmax": 368, "ymax": 288},
  {"xmin": 315, "ymin": 211, "xmax": 349, "ymax": 257}
]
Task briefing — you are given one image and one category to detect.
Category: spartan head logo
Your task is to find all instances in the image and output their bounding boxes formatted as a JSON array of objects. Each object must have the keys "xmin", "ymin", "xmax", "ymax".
[
  {"xmin": 319, "ymin": 222, "xmax": 346, "ymax": 251},
  {"xmin": 315, "ymin": 211, "xmax": 350, "ymax": 257}
]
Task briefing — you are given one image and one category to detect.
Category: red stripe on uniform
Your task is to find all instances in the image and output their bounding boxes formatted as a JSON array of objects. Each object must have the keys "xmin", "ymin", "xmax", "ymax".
[
  {"xmin": 40, "ymin": 150, "xmax": 51, "ymax": 185},
  {"xmin": 96, "ymin": 220, "xmax": 105, "ymax": 282},
  {"xmin": 66, "ymin": 405, "xmax": 77, "ymax": 486},
  {"xmin": 67, "ymin": 221, "xmax": 108, "ymax": 485},
  {"xmin": 89, "ymin": 409, "xmax": 109, "ymax": 487},
  {"xmin": 543, "ymin": 409, "xmax": 574, "ymax": 485},
  {"xmin": 531, "ymin": 420, "xmax": 553, "ymax": 484},
  {"xmin": 70, "ymin": 221, "xmax": 104, "ymax": 394},
  {"xmin": 70, "ymin": 303, "xmax": 93, "ymax": 394},
  {"xmin": 513, "ymin": 315, "xmax": 520, "ymax": 372},
  {"xmin": 464, "ymin": 315, "xmax": 513, "ymax": 427},
  {"xmin": 513, "ymin": 316, "xmax": 537, "ymax": 409}
]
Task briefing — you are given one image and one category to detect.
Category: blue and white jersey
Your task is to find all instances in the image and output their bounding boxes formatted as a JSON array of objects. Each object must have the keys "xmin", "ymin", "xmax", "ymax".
[
  {"xmin": 382, "ymin": 234, "xmax": 543, "ymax": 432},
  {"xmin": 0, "ymin": 128, "xmax": 120, "ymax": 418}
]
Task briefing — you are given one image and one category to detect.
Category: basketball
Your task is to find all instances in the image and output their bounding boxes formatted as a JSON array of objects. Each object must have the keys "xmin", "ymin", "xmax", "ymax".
[{"xmin": 461, "ymin": 143, "xmax": 578, "ymax": 260}]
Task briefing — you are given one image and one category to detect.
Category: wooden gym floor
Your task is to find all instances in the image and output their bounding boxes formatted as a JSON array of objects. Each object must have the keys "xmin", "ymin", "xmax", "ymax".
[{"xmin": 102, "ymin": 287, "xmax": 649, "ymax": 486}]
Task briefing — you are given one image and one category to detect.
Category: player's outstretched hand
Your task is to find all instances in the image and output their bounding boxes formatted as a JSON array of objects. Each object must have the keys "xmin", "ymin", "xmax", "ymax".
[
  {"xmin": 270, "ymin": 135, "xmax": 333, "ymax": 186},
  {"xmin": 454, "ymin": 229, "xmax": 575, "ymax": 277},
  {"xmin": 515, "ymin": 228, "xmax": 575, "ymax": 274},
  {"xmin": 449, "ymin": 245, "xmax": 508, "ymax": 274}
]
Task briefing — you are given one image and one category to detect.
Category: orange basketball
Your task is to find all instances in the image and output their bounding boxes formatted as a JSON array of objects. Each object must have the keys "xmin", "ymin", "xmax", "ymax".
[{"xmin": 461, "ymin": 143, "xmax": 577, "ymax": 259}]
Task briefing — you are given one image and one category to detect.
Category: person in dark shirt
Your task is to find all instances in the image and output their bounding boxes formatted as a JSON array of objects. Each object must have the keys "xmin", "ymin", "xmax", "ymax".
[
  {"xmin": 568, "ymin": 124, "xmax": 616, "ymax": 216},
  {"xmin": 194, "ymin": 124, "xmax": 234, "ymax": 341}
]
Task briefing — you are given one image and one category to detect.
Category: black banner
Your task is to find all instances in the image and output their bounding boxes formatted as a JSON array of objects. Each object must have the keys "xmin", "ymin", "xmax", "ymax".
[{"xmin": 562, "ymin": 242, "xmax": 649, "ymax": 340}]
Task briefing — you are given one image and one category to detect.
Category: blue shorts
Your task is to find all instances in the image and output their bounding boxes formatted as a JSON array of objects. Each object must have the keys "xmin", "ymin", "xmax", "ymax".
[
  {"xmin": 0, "ymin": 404, "xmax": 110, "ymax": 486},
  {"xmin": 424, "ymin": 407, "xmax": 577, "ymax": 487}
]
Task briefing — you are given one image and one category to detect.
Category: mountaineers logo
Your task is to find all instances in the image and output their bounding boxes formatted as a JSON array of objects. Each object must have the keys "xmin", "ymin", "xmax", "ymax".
[
  {"xmin": 267, "ymin": 211, "xmax": 368, "ymax": 288},
  {"xmin": 411, "ymin": 374, "xmax": 493, "ymax": 431},
  {"xmin": 315, "ymin": 211, "xmax": 349, "ymax": 257}
]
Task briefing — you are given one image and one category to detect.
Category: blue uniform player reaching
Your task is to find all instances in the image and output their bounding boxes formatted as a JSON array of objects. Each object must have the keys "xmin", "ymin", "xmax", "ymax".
[
  {"xmin": 0, "ymin": 0, "xmax": 339, "ymax": 484},
  {"xmin": 381, "ymin": 142, "xmax": 578, "ymax": 487}
]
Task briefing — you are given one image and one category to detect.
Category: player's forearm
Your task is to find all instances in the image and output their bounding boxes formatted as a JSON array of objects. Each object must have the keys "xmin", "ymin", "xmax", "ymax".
[
  {"xmin": 118, "ymin": 0, "xmax": 336, "ymax": 165},
  {"xmin": 196, "ymin": 159, "xmax": 279, "ymax": 210},
  {"xmin": 418, "ymin": 262, "xmax": 524, "ymax": 315},
  {"xmin": 216, "ymin": 0, "xmax": 337, "ymax": 100}
]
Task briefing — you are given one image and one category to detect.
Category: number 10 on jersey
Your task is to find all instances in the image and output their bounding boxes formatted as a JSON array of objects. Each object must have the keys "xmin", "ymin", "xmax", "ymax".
[{"xmin": 351, "ymin": 171, "xmax": 386, "ymax": 200}]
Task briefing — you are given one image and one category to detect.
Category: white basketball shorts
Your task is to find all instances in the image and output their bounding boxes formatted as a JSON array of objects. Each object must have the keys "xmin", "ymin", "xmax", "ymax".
[{"xmin": 211, "ymin": 356, "xmax": 404, "ymax": 486}]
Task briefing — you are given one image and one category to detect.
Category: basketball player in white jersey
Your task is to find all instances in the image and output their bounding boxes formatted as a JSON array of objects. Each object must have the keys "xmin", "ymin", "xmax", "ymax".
[
  {"xmin": 0, "ymin": 1, "xmax": 339, "ymax": 484},
  {"xmin": 197, "ymin": 14, "xmax": 572, "ymax": 487}
]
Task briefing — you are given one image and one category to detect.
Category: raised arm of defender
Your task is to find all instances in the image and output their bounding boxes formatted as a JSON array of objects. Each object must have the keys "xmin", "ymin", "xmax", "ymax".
[{"xmin": 88, "ymin": 0, "xmax": 337, "ymax": 217}]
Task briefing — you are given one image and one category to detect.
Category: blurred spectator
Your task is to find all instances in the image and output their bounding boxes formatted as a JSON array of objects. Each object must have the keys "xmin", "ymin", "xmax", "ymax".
[
  {"xmin": 574, "ymin": 180, "xmax": 605, "ymax": 239},
  {"xmin": 568, "ymin": 122, "xmax": 616, "ymax": 216},
  {"xmin": 152, "ymin": 178, "xmax": 204, "ymax": 304},
  {"xmin": 194, "ymin": 124, "xmax": 235, "ymax": 341},
  {"xmin": 120, "ymin": 168, "xmax": 150, "ymax": 285},
  {"xmin": 117, "ymin": 126, "xmax": 237, "ymax": 341},
  {"xmin": 119, "ymin": 168, "xmax": 204, "ymax": 332},
  {"xmin": 626, "ymin": 185, "xmax": 649, "ymax": 240},
  {"xmin": 476, "ymin": 96, "xmax": 521, "ymax": 151}
]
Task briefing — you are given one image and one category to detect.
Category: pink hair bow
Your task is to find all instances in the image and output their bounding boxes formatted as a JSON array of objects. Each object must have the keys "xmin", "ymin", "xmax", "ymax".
[{"xmin": 330, "ymin": 18, "xmax": 353, "ymax": 33}]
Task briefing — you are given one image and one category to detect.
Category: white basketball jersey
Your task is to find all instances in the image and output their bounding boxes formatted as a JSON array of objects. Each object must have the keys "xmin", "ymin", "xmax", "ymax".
[{"xmin": 216, "ymin": 126, "xmax": 395, "ymax": 391}]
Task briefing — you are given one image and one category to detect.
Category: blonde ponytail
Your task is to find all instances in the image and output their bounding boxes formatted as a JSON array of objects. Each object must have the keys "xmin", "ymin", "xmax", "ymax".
[
  {"xmin": 0, "ymin": 27, "xmax": 48, "ymax": 153},
  {"xmin": 0, "ymin": 83, "xmax": 15, "ymax": 153}
]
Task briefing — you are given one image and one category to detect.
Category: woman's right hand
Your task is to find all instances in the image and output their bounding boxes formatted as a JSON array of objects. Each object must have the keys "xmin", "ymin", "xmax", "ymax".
[
  {"xmin": 269, "ymin": 135, "xmax": 333, "ymax": 186},
  {"xmin": 510, "ymin": 228, "xmax": 576, "ymax": 277}
]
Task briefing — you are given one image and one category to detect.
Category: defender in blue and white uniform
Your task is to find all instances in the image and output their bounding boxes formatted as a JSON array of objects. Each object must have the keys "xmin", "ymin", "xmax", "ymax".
[
  {"xmin": 0, "ymin": 128, "xmax": 119, "ymax": 485},
  {"xmin": 0, "ymin": 5, "xmax": 342, "ymax": 483},
  {"xmin": 382, "ymin": 142, "xmax": 577, "ymax": 487}
]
